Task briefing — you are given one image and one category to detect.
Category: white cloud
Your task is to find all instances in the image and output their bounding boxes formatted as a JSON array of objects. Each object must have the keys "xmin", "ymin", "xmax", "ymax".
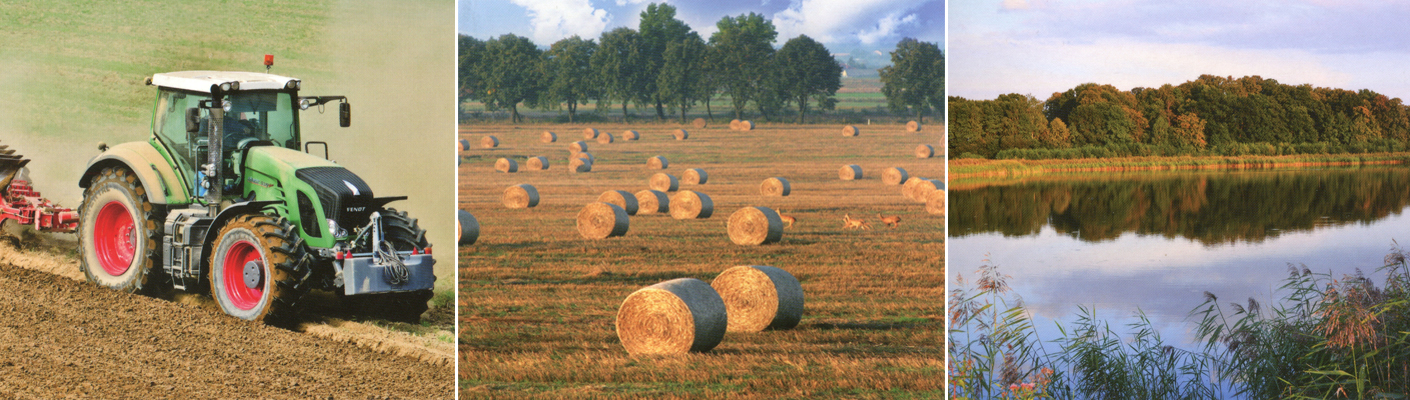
[
  {"xmin": 771, "ymin": 0, "xmax": 928, "ymax": 43},
  {"xmin": 856, "ymin": 13, "xmax": 917, "ymax": 45},
  {"xmin": 614, "ymin": 0, "xmax": 653, "ymax": 6},
  {"xmin": 509, "ymin": 0, "xmax": 612, "ymax": 44},
  {"xmin": 1000, "ymin": 0, "xmax": 1029, "ymax": 10}
]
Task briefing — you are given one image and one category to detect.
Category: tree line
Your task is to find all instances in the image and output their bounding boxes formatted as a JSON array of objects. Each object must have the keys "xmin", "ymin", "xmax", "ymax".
[
  {"xmin": 950, "ymin": 75, "xmax": 1410, "ymax": 159},
  {"xmin": 459, "ymin": 3, "xmax": 943, "ymax": 124}
]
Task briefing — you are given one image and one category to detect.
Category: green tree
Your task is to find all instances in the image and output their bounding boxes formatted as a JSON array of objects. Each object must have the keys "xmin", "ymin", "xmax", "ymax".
[
  {"xmin": 709, "ymin": 13, "xmax": 777, "ymax": 120},
  {"xmin": 774, "ymin": 35, "xmax": 842, "ymax": 123},
  {"xmin": 879, "ymin": 38, "xmax": 943, "ymax": 122},
  {"xmin": 657, "ymin": 33, "xmax": 708, "ymax": 123},
  {"xmin": 592, "ymin": 27, "xmax": 650, "ymax": 120},
  {"xmin": 638, "ymin": 3, "xmax": 693, "ymax": 121},
  {"xmin": 476, "ymin": 34, "xmax": 542, "ymax": 123},
  {"xmin": 541, "ymin": 36, "xmax": 597, "ymax": 123},
  {"xmin": 458, "ymin": 35, "xmax": 486, "ymax": 108},
  {"xmin": 1048, "ymin": 117, "xmax": 1071, "ymax": 148}
]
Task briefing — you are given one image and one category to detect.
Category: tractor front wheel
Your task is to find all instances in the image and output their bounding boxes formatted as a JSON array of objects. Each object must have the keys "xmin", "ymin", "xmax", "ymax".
[
  {"xmin": 78, "ymin": 166, "xmax": 166, "ymax": 294},
  {"xmin": 209, "ymin": 214, "xmax": 311, "ymax": 324}
]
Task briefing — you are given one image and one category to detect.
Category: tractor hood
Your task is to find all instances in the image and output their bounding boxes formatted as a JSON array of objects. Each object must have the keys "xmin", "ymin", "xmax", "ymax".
[{"xmin": 244, "ymin": 146, "xmax": 378, "ymax": 230}]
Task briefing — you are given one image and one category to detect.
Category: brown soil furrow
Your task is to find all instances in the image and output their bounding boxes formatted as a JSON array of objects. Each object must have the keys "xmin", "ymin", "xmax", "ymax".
[{"xmin": 0, "ymin": 261, "xmax": 451, "ymax": 398}]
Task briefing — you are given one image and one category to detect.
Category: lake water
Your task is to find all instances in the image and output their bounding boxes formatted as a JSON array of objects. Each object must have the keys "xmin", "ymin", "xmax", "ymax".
[{"xmin": 949, "ymin": 166, "xmax": 1410, "ymax": 349}]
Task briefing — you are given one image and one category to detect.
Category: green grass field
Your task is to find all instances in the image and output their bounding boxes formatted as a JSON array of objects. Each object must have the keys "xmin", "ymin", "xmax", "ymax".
[{"xmin": 458, "ymin": 122, "xmax": 944, "ymax": 398}]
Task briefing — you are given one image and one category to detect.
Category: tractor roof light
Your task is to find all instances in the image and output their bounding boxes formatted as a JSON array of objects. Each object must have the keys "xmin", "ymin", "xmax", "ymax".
[{"xmin": 285, "ymin": 80, "xmax": 300, "ymax": 90}]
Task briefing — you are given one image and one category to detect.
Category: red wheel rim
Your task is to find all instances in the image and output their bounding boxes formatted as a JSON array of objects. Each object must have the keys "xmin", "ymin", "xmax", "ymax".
[
  {"xmin": 221, "ymin": 240, "xmax": 264, "ymax": 310},
  {"xmin": 93, "ymin": 201, "xmax": 136, "ymax": 276}
]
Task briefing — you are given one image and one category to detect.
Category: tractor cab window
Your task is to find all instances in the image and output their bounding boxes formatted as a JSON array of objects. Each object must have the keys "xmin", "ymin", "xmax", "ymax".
[
  {"xmin": 155, "ymin": 90, "xmax": 210, "ymax": 176},
  {"xmin": 225, "ymin": 91, "xmax": 299, "ymax": 150}
]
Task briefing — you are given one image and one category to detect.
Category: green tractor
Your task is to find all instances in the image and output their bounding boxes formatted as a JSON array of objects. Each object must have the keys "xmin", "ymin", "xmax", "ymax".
[{"xmin": 77, "ymin": 70, "xmax": 435, "ymax": 324}]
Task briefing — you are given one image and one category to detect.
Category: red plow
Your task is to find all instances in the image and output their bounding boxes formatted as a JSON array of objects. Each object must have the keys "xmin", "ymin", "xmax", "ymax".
[{"xmin": 0, "ymin": 143, "xmax": 77, "ymax": 233}]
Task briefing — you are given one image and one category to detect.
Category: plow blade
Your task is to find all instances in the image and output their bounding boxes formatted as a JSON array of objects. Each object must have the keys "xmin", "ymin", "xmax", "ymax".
[{"xmin": 0, "ymin": 143, "xmax": 31, "ymax": 192}]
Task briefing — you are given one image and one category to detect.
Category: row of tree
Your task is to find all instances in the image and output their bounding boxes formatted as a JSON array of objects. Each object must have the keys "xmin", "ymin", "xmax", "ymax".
[
  {"xmin": 950, "ymin": 75, "xmax": 1410, "ymax": 158},
  {"xmin": 459, "ymin": 3, "xmax": 943, "ymax": 124}
]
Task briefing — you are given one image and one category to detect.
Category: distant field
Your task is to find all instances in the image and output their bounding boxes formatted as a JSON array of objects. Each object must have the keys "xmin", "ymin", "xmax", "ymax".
[{"xmin": 457, "ymin": 122, "xmax": 944, "ymax": 398}]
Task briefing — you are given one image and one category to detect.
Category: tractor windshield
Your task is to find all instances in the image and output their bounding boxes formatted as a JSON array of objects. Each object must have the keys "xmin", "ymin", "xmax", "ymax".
[{"xmin": 225, "ymin": 91, "xmax": 298, "ymax": 149}]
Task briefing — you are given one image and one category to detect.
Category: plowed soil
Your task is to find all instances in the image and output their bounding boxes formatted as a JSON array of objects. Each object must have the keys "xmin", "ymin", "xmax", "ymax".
[{"xmin": 0, "ymin": 253, "xmax": 451, "ymax": 399}]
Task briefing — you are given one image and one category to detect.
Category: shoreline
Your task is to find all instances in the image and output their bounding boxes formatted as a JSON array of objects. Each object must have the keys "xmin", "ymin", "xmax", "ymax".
[{"xmin": 949, "ymin": 152, "xmax": 1410, "ymax": 181}]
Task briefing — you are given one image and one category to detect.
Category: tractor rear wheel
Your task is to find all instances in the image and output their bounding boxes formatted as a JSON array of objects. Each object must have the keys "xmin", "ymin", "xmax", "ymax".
[
  {"xmin": 344, "ymin": 208, "xmax": 432, "ymax": 323},
  {"xmin": 209, "ymin": 214, "xmax": 311, "ymax": 324},
  {"xmin": 78, "ymin": 166, "xmax": 167, "ymax": 295}
]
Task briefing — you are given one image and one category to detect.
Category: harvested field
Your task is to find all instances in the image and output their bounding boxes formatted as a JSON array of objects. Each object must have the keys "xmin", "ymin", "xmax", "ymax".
[{"xmin": 457, "ymin": 122, "xmax": 944, "ymax": 398}]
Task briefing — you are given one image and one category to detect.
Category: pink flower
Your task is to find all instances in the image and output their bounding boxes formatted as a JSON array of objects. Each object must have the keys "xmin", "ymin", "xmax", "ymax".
[
  {"xmin": 1022, "ymin": 383, "xmax": 1035, "ymax": 390},
  {"xmin": 1009, "ymin": 384, "xmax": 1020, "ymax": 391}
]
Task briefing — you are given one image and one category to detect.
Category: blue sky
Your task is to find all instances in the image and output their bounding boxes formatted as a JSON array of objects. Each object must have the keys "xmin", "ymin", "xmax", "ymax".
[
  {"xmin": 950, "ymin": 0, "xmax": 1410, "ymax": 100},
  {"xmin": 458, "ymin": 0, "xmax": 943, "ymax": 49}
]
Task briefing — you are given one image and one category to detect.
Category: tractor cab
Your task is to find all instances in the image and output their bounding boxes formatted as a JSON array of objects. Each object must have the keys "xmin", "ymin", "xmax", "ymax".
[{"xmin": 147, "ymin": 71, "xmax": 347, "ymax": 203}]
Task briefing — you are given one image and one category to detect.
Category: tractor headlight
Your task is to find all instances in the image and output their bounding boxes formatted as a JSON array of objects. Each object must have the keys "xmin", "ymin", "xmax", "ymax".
[
  {"xmin": 327, "ymin": 218, "xmax": 346, "ymax": 238},
  {"xmin": 285, "ymin": 80, "xmax": 300, "ymax": 90},
  {"xmin": 299, "ymin": 98, "xmax": 312, "ymax": 110},
  {"xmin": 221, "ymin": 100, "xmax": 232, "ymax": 112}
]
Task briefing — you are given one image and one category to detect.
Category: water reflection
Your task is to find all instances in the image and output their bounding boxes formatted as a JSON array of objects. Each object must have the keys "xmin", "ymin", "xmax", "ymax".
[
  {"xmin": 951, "ymin": 168, "xmax": 1410, "ymax": 244},
  {"xmin": 950, "ymin": 166, "xmax": 1410, "ymax": 348}
]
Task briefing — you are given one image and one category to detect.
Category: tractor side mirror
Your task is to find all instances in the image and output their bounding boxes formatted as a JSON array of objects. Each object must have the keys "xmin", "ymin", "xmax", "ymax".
[
  {"xmin": 186, "ymin": 108, "xmax": 201, "ymax": 133},
  {"xmin": 339, "ymin": 102, "xmax": 351, "ymax": 128}
]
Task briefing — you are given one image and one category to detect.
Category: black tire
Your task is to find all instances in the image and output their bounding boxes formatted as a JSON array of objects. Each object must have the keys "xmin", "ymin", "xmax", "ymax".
[
  {"xmin": 78, "ymin": 166, "xmax": 168, "ymax": 295},
  {"xmin": 208, "ymin": 214, "xmax": 311, "ymax": 324},
  {"xmin": 344, "ymin": 208, "xmax": 432, "ymax": 323}
]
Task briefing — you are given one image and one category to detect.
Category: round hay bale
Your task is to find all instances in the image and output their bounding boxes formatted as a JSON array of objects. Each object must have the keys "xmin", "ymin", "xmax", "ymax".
[
  {"xmin": 682, "ymin": 168, "xmax": 708, "ymax": 184},
  {"xmin": 457, "ymin": 210, "xmax": 479, "ymax": 245},
  {"xmin": 738, "ymin": 120, "xmax": 754, "ymax": 131},
  {"xmin": 494, "ymin": 158, "xmax": 518, "ymax": 173},
  {"xmin": 598, "ymin": 190, "xmax": 640, "ymax": 216},
  {"xmin": 692, "ymin": 118, "xmax": 707, "ymax": 128},
  {"xmin": 903, "ymin": 177, "xmax": 941, "ymax": 203},
  {"xmin": 568, "ymin": 158, "xmax": 593, "ymax": 173},
  {"xmin": 906, "ymin": 120, "xmax": 922, "ymax": 132},
  {"xmin": 730, "ymin": 119, "xmax": 741, "ymax": 130},
  {"xmin": 649, "ymin": 173, "xmax": 679, "ymax": 192},
  {"xmin": 597, "ymin": 132, "xmax": 615, "ymax": 144},
  {"xmin": 634, "ymin": 190, "xmax": 670, "ymax": 214},
  {"xmin": 673, "ymin": 129, "xmax": 689, "ymax": 140},
  {"xmin": 839, "ymin": 164, "xmax": 862, "ymax": 180},
  {"xmin": 541, "ymin": 131, "xmax": 558, "ymax": 143},
  {"xmin": 526, "ymin": 156, "xmax": 549, "ymax": 170},
  {"xmin": 616, "ymin": 278, "xmax": 727, "ymax": 355},
  {"xmin": 647, "ymin": 156, "xmax": 669, "ymax": 170},
  {"xmin": 458, "ymin": 139, "xmax": 470, "ymax": 151},
  {"xmin": 915, "ymin": 144, "xmax": 934, "ymax": 159},
  {"xmin": 727, "ymin": 207, "xmax": 784, "ymax": 246},
  {"xmin": 882, "ymin": 167, "xmax": 909, "ymax": 185},
  {"xmin": 623, "ymin": 130, "xmax": 640, "ymax": 141},
  {"xmin": 842, "ymin": 125, "xmax": 859, "ymax": 137},
  {"xmin": 569, "ymin": 141, "xmax": 589, "ymax": 153},
  {"xmin": 669, "ymin": 190, "xmax": 713, "ymax": 220},
  {"xmin": 576, "ymin": 202, "xmax": 629, "ymax": 239},
  {"xmin": 502, "ymin": 184, "xmax": 540, "ymax": 209},
  {"xmin": 926, "ymin": 188, "xmax": 945, "ymax": 216},
  {"xmin": 711, "ymin": 265, "xmax": 803, "ymax": 332},
  {"xmin": 760, "ymin": 177, "xmax": 791, "ymax": 197},
  {"xmin": 583, "ymin": 128, "xmax": 599, "ymax": 139},
  {"xmin": 481, "ymin": 136, "xmax": 499, "ymax": 148},
  {"xmin": 572, "ymin": 152, "xmax": 595, "ymax": 164}
]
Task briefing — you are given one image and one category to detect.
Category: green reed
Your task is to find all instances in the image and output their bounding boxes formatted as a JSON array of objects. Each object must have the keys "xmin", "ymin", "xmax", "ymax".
[{"xmin": 951, "ymin": 244, "xmax": 1410, "ymax": 399}]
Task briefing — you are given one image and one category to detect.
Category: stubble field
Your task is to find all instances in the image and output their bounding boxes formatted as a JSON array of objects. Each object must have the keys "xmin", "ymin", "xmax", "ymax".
[{"xmin": 457, "ymin": 121, "xmax": 945, "ymax": 398}]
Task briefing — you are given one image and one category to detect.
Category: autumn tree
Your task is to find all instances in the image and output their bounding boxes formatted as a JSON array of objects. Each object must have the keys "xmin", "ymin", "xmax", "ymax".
[
  {"xmin": 773, "ymin": 35, "xmax": 842, "ymax": 123},
  {"xmin": 541, "ymin": 36, "xmax": 598, "ymax": 123},
  {"xmin": 879, "ymin": 38, "xmax": 943, "ymax": 122},
  {"xmin": 1173, "ymin": 113, "xmax": 1207, "ymax": 150},
  {"xmin": 709, "ymin": 13, "xmax": 777, "ymax": 120}
]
